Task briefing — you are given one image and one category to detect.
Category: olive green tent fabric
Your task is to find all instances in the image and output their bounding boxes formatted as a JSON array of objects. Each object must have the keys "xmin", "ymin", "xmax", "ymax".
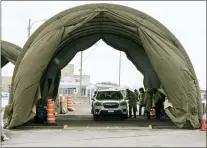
[
  {"xmin": 1, "ymin": 40, "xmax": 22, "ymax": 67},
  {"xmin": 3, "ymin": 3, "xmax": 202, "ymax": 128}
]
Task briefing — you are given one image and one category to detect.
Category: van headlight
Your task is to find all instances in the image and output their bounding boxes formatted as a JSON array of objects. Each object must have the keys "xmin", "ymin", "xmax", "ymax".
[
  {"xmin": 120, "ymin": 102, "xmax": 127, "ymax": 106},
  {"xmin": 95, "ymin": 102, "xmax": 102, "ymax": 106}
]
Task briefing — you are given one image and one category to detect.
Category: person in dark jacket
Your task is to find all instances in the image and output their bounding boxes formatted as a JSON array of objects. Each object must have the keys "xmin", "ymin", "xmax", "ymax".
[
  {"xmin": 151, "ymin": 88, "xmax": 165, "ymax": 119},
  {"xmin": 134, "ymin": 89, "xmax": 139, "ymax": 98}
]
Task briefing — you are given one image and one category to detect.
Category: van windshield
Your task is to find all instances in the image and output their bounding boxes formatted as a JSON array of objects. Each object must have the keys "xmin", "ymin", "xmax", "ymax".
[{"xmin": 96, "ymin": 91, "xmax": 123, "ymax": 100}]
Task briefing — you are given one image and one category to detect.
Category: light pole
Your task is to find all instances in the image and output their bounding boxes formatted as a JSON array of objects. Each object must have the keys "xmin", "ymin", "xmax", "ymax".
[
  {"xmin": 79, "ymin": 51, "xmax": 83, "ymax": 96},
  {"xmin": 28, "ymin": 19, "xmax": 31, "ymax": 39},
  {"xmin": 27, "ymin": 18, "xmax": 47, "ymax": 38},
  {"xmin": 119, "ymin": 51, "xmax": 121, "ymax": 87}
]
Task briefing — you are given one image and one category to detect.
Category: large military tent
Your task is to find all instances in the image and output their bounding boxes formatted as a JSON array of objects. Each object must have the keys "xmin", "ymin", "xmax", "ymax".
[
  {"xmin": 3, "ymin": 3, "xmax": 202, "ymax": 129},
  {"xmin": 1, "ymin": 40, "xmax": 22, "ymax": 67}
]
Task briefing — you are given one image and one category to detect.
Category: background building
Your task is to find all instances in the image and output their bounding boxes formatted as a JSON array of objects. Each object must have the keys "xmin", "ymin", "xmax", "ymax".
[
  {"xmin": 58, "ymin": 64, "xmax": 91, "ymax": 97},
  {"xmin": 58, "ymin": 75, "xmax": 91, "ymax": 97},
  {"xmin": 1, "ymin": 64, "xmax": 91, "ymax": 97},
  {"xmin": 61, "ymin": 64, "xmax": 74, "ymax": 77},
  {"xmin": 1, "ymin": 76, "xmax": 12, "ymax": 93}
]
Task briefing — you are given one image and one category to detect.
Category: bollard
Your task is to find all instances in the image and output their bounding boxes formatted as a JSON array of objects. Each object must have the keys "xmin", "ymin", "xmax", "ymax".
[
  {"xmin": 60, "ymin": 96, "xmax": 63, "ymax": 104},
  {"xmin": 59, "ymin": 96, "xmax": 63, "ymax": 114},
  {"xmin": 47, "ymin": 99, "xmax": 56, "ymax": 124}
]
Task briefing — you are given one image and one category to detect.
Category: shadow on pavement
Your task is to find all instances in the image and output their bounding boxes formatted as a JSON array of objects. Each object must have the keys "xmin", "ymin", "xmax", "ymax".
[{"xmin": 16, "ymin": 114, "xmax": 194, "ymax": 130}]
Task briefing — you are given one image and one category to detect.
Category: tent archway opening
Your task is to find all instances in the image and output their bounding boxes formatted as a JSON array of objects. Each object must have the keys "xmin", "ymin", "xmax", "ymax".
[
  {"xmin": 40, "ymin": 37, "xmax": 160, "ymax": 105},
  {"xmin": 40, "ymin": 13, "xmax": 160, "ymax": 104}
]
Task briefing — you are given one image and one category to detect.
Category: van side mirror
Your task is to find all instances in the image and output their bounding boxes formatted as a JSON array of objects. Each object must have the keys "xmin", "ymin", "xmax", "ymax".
[{"xmin": 91, "ymin": 98, "xmax": 95, "ymax": 101}]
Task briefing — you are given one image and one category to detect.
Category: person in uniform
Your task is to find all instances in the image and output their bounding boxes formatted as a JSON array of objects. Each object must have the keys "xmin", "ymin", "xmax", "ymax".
[
  {"xmin": 126, "ymin": 89, "xmax": 137, "ymax": 118},
  {"xmin": 152, "ymin": 88, "xmax": 166, "ymax": 119},
  {"xmin": 144, "ymin": 89, "xmax": 153, "ymax": 119},
  {"xmin": 91, "ymin": 91, "xmax": 97, "ymax": 114},
  {"xmin": 134, "ymin": 89, "xmax": 139, "ymax": 114},
  {"xmin": 134, "ymin": 89, "xmax": 139, "ymax": 97},
  {"xmin": 138, "ymin": 87, "xmax": 145, "ymax": 116}
]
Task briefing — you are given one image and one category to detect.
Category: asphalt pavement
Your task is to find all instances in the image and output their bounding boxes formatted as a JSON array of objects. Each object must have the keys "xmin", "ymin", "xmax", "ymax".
[
  {"xmin": 1, "ymin": 103, "xmax": 206, "ymax": 147},
  {"xmin": 23, "ymin": 104, "xmax": 191, "ymax": 129},
  {"xmin": 2, "ymin": 128, "xmax": 206, "ymax": 147}
]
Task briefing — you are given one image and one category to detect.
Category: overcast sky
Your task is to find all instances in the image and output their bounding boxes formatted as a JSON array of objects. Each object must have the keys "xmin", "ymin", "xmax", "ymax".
[{"xmin": 1, "ymin": 1, "xmax": 206, "ymax": 90}]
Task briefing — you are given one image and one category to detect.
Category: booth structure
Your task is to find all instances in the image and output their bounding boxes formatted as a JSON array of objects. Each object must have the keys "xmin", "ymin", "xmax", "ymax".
[{"xmin": 3, "ymin": 3, "xmax": 203, "ymax": 129}]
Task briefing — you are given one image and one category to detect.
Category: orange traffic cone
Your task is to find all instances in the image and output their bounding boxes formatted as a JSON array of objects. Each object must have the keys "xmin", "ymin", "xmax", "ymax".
[
  {"xmin": 47, "ymin": 99, "xmax": 56, "ymax": 124},
  {"xmin": 200, "ymin": 118, "xmax": 206, "ymax": 131},
  {"xmin": 67, "ymin": 96, "xmax": 74, "ymax": 111}
]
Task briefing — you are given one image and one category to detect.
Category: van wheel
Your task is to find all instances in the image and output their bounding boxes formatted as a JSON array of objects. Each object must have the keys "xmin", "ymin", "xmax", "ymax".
[{"xmin": 122, "ymin": 114, "xmax": 128, "ymax": 119}]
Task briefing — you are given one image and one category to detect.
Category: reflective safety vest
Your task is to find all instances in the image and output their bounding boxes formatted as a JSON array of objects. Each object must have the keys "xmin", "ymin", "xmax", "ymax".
[{"xmin": 138, "ymin": 92, "xmax": 145, "ymax": 105}]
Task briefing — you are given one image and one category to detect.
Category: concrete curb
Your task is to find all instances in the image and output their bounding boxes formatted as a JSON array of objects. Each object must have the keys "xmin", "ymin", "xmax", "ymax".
[
  {"xmin": 11, "ymin": 124, "xmax": 191, "ymax": 130},
  {"xmin": 152, "ymin": 125, "xmax": 196, "ymax": 129},
  {"xmin": 152, "ymin": 126, "xmax": 179, "ymax": 129},
  {"xmin": 15, "ymin": 125, "xmax": 154, "ymax": 130},
  {"xmin": 73, "ymin": 102, "xmax": 86, "ymax": 104},
  {"xmin": 63, "ymin": 125, "xmax": 153, "ymax": 130},
  {"xmin": 12, "ymin": 125, "xmax": 157, "ymax": 130},
  {"xmin": 14, "ymin": 125, "xmax": 64, "ymax": 130},
  {"xmin": 11, "ymin": 122, "xmax": 192, "ymax": 130}
]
